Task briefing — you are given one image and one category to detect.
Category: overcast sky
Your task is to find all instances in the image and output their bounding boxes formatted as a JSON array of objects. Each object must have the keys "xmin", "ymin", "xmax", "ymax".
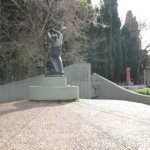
[{"xmin": 91, "ymin": 0, "xmax": 150, "ymax": 48}]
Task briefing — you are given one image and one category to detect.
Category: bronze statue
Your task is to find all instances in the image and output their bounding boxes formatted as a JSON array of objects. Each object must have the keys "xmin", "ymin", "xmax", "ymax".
[{"xmin": 47, "ymin": 28, "xmax": 64, "ymax": 75}]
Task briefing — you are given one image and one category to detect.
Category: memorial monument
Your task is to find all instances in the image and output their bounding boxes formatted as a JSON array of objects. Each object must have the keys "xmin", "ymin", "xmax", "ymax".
[{"xmin": 28, "ymin": 28, "xmax": 79, "ymax": 101}]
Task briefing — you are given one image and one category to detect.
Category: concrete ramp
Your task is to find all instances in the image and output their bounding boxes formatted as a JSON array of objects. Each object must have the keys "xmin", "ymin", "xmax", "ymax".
[{"xmin": 92, "ymin": 73, "xmax": 150, "ymax": 105}]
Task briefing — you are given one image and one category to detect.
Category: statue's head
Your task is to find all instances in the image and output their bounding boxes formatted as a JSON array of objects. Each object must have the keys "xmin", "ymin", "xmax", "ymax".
[{"xmin": 61, "ymin": 26, "xmax": 67, "ymax": 36}]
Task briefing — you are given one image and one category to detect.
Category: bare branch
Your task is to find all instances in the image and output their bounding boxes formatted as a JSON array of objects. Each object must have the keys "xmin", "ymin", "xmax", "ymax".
[
  {"xmin": 10, "ymin": 0, "xmax": 30, "ymax": 18},
  {"xmin": 144, "ymin": 43, "xmax": 150, "ymax": 50}
]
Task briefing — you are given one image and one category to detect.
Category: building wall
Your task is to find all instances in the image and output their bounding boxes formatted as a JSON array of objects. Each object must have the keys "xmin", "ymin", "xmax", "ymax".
[{"xmin": 144, "ymin": 67, "xmax": 150, "ymax": 86}]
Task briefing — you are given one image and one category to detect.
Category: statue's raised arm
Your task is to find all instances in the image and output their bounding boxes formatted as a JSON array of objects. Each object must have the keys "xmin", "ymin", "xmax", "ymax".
[
  {"xmin": 51, "ymin": 28, "xmax": 63, "ymax": 39},
  {"xmin": 47, "ymin": 30, "xmax": 58, "ymax": 41}
]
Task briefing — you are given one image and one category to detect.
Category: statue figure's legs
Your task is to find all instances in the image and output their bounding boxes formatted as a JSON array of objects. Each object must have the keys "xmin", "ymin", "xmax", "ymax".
[
  {"xmin": 50, "ymin": 57, "xmax": 59, "ymax": 73},
  {"xmin": 50, "ymin": 56, "xmax": 64, "ymax": 75},
  {"xmin": 57, "ymin": 56, "xmax": 64, "ymax": 74}
]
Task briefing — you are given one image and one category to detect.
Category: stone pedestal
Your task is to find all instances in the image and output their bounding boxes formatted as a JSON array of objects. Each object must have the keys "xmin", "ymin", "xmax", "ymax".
[{"xmin": 29, "ymin": 76, "xmax": 79, "ymax": 100}]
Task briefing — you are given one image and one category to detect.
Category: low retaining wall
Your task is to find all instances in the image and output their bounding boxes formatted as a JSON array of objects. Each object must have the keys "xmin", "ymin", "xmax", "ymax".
[
  {"xmin": 0, "ymin": 63, "xmax": 92, "ymax": 102},
  {"xmin": 0, "ymin": 75, "xmax": 43, "ymax": 102},
  {"xmin": 92, "ymin": 73, "xmax": 150, "ymax": 105}
]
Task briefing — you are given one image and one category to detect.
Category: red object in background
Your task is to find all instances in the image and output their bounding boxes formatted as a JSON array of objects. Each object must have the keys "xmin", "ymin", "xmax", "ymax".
[{"xmin": 126, "ymin": 67, "xmax": 131, "ymax": 83}]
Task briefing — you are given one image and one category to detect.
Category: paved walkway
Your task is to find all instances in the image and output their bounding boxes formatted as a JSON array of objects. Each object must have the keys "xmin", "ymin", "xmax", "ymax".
[{"xmin": 0, "ymin": 99, "xmax": 150, "ymax": 150}]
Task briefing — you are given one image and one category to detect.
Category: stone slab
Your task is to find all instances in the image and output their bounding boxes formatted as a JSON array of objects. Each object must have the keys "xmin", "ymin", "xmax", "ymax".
[
  {"xmin": 41, "ymin": 76, "xmax": 67, "ymax": 86},
  {"xmin": 29, "ymin": 86, "xmax": 79, "ymax": 100}
]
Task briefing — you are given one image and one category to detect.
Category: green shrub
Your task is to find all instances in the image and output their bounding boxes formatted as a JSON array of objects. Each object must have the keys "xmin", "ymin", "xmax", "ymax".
[{"xmin": 136, "ymin": 88, "xmax": 150, "ymax": 95}]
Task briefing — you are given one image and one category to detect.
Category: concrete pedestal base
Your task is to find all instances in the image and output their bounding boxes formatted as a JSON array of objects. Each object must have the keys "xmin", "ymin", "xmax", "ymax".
[{"xmin": 29, "ymin": 76, "xmax": 79, "ymax": 100}]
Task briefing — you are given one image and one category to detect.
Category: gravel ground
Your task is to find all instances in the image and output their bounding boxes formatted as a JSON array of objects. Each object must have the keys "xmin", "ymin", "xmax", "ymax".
[{"xmin": 0, "ymin": 99, "xmax": 150, "ymax": 150}]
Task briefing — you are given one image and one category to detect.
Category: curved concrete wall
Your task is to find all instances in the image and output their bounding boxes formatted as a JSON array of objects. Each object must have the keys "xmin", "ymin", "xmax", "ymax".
[{"xmin": 92, "ymin": 73, "xmax": 150, "ymax": 105}]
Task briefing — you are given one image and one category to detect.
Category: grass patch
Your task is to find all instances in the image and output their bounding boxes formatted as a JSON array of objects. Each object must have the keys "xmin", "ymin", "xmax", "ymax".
[{"xmin": 136, "ymin": 88, "xmax": 150, "ymax": 95}]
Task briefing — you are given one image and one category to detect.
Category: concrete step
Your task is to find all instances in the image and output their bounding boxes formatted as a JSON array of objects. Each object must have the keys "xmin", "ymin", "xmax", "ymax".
[
  {"xmin": 41, "ymin": 77, "xmax": 67, "ymax": 86},
  {"xmin": 29, "ymin": 85, "xmax": 79, "ymax": 100}
]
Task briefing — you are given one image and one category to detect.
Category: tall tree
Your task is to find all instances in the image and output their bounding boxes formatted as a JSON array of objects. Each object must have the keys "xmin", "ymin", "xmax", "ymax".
[
  {"xmin": 0, "ymin": 0, "xmax": 94, "ymax": 82},
  {"xmin": 100, "ymin": 0, "xmax": 122, "ymax": 81},
  {"xmin": 121, "ymin": 10, "xmax": 141, "ymax": 84},
  {"xmin": 87, "ymin": 22, "xmax": 109, "ymax": 77}
]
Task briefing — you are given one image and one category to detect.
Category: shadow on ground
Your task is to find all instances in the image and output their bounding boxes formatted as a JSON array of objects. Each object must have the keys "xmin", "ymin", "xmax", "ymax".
[{"xmin": 0, "ymin": 100, "xmax": 74, "ymax": 116}]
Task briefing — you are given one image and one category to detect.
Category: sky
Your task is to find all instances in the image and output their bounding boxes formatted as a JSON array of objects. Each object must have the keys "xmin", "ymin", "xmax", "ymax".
[{"xmin": 91, "ymin": 0, "xmax": 150, "ymax": 49}]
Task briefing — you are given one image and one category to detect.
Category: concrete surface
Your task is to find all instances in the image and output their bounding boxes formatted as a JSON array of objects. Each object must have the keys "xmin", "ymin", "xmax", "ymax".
[
  {"xmin": 0, "ymin": 99, "xmax": 150, "ymax": 150},
  {"xmin": 29, "ymin": 76, "xmax": 79, "ymax": 101},
  {"xmin": 92, "ymin": 73, "xmax": 150, "ymax": 105},
  {"xmin": 0, "ymin": 75, "xmax": 43, "ymax": 102},
  {"xmin": 29, "ymin": 86, "xmax": 79, "ymax": 100},
  {"xmin": 41, "ymin": 77, "xmax": 67, "ymax": 86},
  {"xmin": 64, "ymin": 63, "xmax": 92, "ymax": 99}
]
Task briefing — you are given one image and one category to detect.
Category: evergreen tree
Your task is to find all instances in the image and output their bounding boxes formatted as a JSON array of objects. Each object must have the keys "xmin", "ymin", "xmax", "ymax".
[
  {"xmin": 121, "ymin": 27, "xmax": 130, "ymax": 81},
  {"xmin": 121, "ymin": 11, "xmax": 141, "ymax": 84},
  {"xmin": 87, "ymin": 23, "xmax": 108, "ymax": 77},
  {"xmin": 100, "ymin": 0, "xmax": 122, "ymax": 81}
]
